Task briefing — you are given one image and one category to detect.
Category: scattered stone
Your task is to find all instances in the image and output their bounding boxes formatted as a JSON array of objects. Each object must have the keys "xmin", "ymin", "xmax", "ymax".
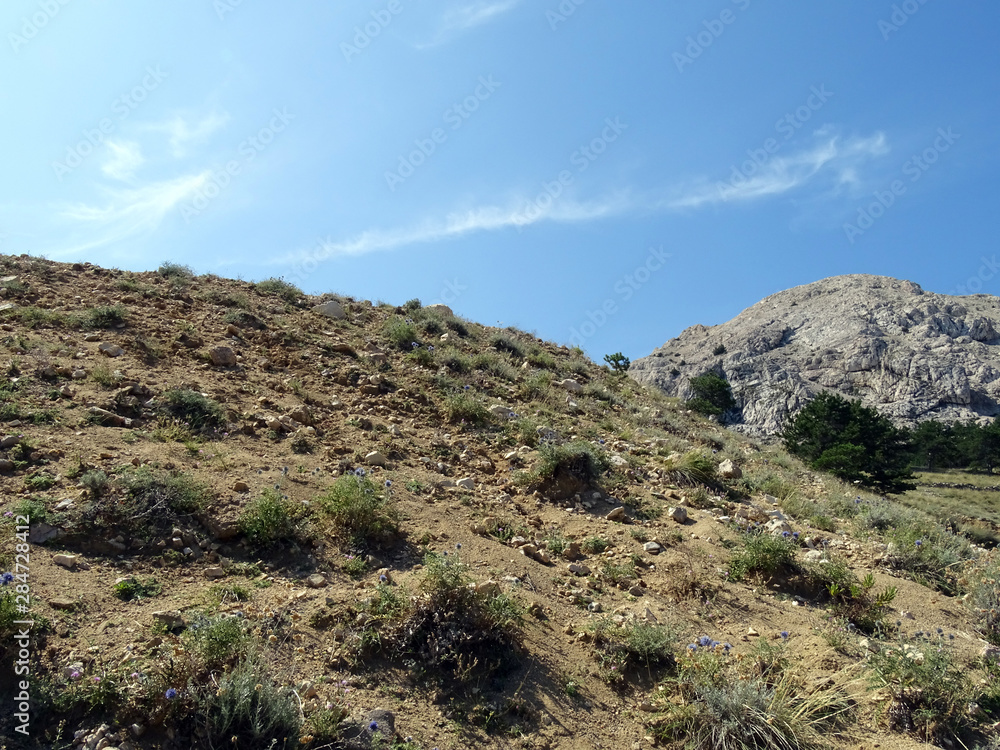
[
  {"xmin": 642, "ymin": 542, "xmax": 662, "ymax": 554},
  {"xmin": 98, "ymin": 342, "xmax": 125, "ymax": 357},
  {"xmin": 555, "ymin": 378, "xmax": 582, "ymax": 393},
  {"xmin": 289, "ymin": 405, "xmax": 314, "ymax": 426},
  {"xmin": 667, "ymin": 506, "xmax": 688, "ymax": 524},
  {"xmin": 456, "ymin": 477, "xmax": 476, "ymax": 491},
  {"xmin": 365, "ymin": 451, "xmax": 388, "ymax": 467},
  {"xmin": 718, "ymin": 459, "xmax": 742, "ymax": 479},
  {"xmin": 204, "ymin": 567, "xmax": 226, "ymax": 579},
  {"xmin": 87, "ymin": 407, "xmax": 129, "ymax": 427},
  {"xmin": 568, "ymin": 563, "xmax": 591, "ymax": 576},
  {"xmin": 747, "ymin": 626, "xmax": 759, "ymax": 636},
  {"xmin": 232, "ymin": 481, "xmax": 250, "ymax": 493},
  {"xmin": 306, "ymin": 574, "xmax": 327, "ymax": 589},
  {"xmin": 628, "ymin": 586, "xmax": 644, "ymax": 597},
  {"xmin": 425, "ymin": 304, "xmax": 452, "ymax": 317},
  {"xmin": 53, "ymin": 554, "xmax": 78, "ymax": 570},
  {"xmin": 209, "ymin": 346, "xmax": 237, "ymax": 367},
  {"xmin": 562, "ymin": 541, "xmax": 583, "ymax": 561},
  {"xmin": 605, "ymin": 506, "xmax": 626, "ymax": 522},
  {"xmin": 49, "ymin": 597, "xmax": 77, "ymax": 611},
  {"xmin": 0, "ymin": 459, "xmax": 14, "ymax": 472},
  {"xmin": 312, "ymin": 300, "xmax": 347, "ymax": 319}
]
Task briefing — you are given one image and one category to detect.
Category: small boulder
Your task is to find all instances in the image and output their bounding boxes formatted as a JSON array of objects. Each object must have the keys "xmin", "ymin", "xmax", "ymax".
[
  {"xmin": 365, "ymin": 451, "xmax": 388, "ymax": 467},
  {"xmin": 667, "ymin": 506, "xmax": 688, "ymax": 524},
  {"xmin": 555, "ymin": 378, "xmax": 582, "ymax": 393},
  {"xmin": 232, "ymin": 481, "xmax": 250, "ymax": 493},
  {"xmin": 456, "ymin": 477, "xmax": 475, "ymax": 491},
  {"xmin": 425, "ymin": 304, "xmax": 452, "ymax": 317},
  {"xmin": 49, "ymin": 597, "xmax": 77, "ymax": 611},
  {"xmin": 312, "ymin": 300, "xmax": 346, "ymax": 319},
  {"xmin": 643, "ymin": 542, "xmax": 662, "ymax": 554},
  {"xmin": 209, "ymin": 346, "xmax": 237, "ymax": 367},
  {"xmin": 152, "ymin": 611, "xmax": 185, "ymax": 630},
  {"xmin": 98, "ymin": 343, "xmax": 125, "ymax": 358},
  {"xmin": 306, "ymin": 574, "xmax": 327, "ymax": 589},
  {"xmin": 53, "ymin": 554, "xmax": 78, "ymax": 570},
  {"xmin": 605, "ymin": 507, "xmax": 626, "ymax": 522},
  {"xmin": 204, "ymin": 567, "xmax": 226, "ymax": 579},
  {"xmin": 718, "ymin": 459, "xmax": 742, "ymax": 479},
  {"xmin": 288, "ymin": 405, "xmax": 314, "ymax": 426}
]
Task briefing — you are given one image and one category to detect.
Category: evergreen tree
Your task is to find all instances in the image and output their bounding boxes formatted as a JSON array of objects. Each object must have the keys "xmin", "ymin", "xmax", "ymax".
[
  {"xmin": 687, "ymin": 371, "xmax": 736, "ymax": 418},
  {"xmin": 783, "ymin": 392, "xmax": 915, "ymax": 493}
]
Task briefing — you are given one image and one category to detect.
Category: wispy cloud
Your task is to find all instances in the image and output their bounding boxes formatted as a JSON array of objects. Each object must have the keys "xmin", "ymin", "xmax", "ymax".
[
  {"xmin": 275, "ymin": 192, "xmax": 629, "ymax": 271},
  {"xmin": 50, "ymin": 174, "xmax": 209, "ymax": 256},
  {"xmin": 144, "ymin": 112, "xmax": 230, "ymax": 157},
  {"xmin": 668, "ymin": 132, "xmax": 888, "ymax": 209},
  {"xmin": 101, "ymin": 140, "xmax": 145, "ymax": 182},
  {"xmin": 417, "ymin": 0, "xmax": 521, "ymax": 48},
  {"xmin": 273, "ymin": 131, "xmax": 890, "ymax": 270}
]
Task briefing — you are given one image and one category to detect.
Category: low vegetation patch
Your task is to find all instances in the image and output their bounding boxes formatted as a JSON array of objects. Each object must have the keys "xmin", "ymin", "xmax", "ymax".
[{"xmin": 316, "ymin": 471, "xmax": 399, "ymax": 550}]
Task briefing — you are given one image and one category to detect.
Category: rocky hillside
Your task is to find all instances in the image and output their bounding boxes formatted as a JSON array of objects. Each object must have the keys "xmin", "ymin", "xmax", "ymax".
[
  {"xmin": 629, "ymin": 274, "xmax": 1000, "ymax": 437},
  {"xmin": 0, "ymin": 257, "xmax": 997, "ymax": 750}
]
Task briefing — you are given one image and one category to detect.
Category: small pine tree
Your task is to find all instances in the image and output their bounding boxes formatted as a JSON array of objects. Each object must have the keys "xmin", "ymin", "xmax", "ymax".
[
  {"xmin": 687, "ymin": 371, "xmax": 736, "ymax": 418},
  {"xmin": 603, "ymin": 352, "xmax": 630, "ymax": 374}
]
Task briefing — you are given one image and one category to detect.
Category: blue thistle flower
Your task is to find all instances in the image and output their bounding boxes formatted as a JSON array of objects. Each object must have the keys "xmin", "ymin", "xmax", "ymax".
[
  {"xmin": 165, "ymin": 688, "xmax": 178, "ymax": 699},
  {"xmin": 1, "ymin": 572, "xmax": 13, "ymax": 585},
  {"xmin": 780, "ymin": 631, "xmax": 789, "ymax": 640},
  {"xmin": 379, "ymin": 574, "xmax": 387, "ymax": 583},
  {"xmin": 369, "ymin": 721, "xmax": 379, "ymax": 733},
  {"xmin": 914, "ymin": 539, "xmax": 923, "ymax": 547},
  {"xmin": 698, "ymin": 635, "xmax": 712, "ymax": 647},
  {"xmin": 687, "ymin": 644, "xmax": 697, "ymax": 651},
  {"xmin": 385, "ymin": 480, "xmax": 392, "ymax": 488}
]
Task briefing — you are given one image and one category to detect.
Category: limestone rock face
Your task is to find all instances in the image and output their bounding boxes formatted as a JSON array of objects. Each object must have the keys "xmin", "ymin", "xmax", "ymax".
[{"xmin": 630, "ymin": 274, "xmax": 1000, "ymax": 436}]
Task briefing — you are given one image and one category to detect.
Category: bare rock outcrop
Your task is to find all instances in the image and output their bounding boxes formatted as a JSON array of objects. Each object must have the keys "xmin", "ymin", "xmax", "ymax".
[{"xmin": 630, "ymin": 274, "xmax": 1000, "ymax": 436}]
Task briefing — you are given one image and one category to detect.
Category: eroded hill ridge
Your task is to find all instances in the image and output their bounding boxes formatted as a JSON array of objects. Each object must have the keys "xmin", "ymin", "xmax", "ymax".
[
  {"xmin": 0, "ymin": 257, "xmax": 996, "ymax": 750},
  {"xmin": 630, "ymin": 274, "xmax": 1000, "ymax": 436}
]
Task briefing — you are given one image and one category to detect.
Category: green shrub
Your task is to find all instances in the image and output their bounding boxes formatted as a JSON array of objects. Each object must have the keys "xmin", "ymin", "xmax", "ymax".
[
  {"xmin": 444, "ymin": 391, "xmax": 491, "ymax": 426},
  {"xmin": 117, "ymin": 467, "xmax": 211, "ymax": 514},
  {"xmin": 184, "ymin": 613, "xmax": 249, "ymax": 666},
  {"xmin": 90, "ymin": 363, "xmax": 123, "ymax": 389},
  {"xmin": 383, "ymin": 317, "xmax": 420, "ymax": 351},
  {"xmin": 253, "ymin": 277, "xmax": 302, "ymax": 304},
  {"xmin": 603, "ymin": 352, "xmax": 630, "ymax": 374},
  {"xmin": 589, "ymin": 618, "xmax": 678, "ymax": 678},
  {"xmin": 80, "ymin": 469, "xmax": 109, "ymax": 497},
  {"xmin": 866, "ymin": 637, "xmax": 971, "ymax": 743},
  {"xmin": 728, "ymin": 531, "xmax": 797, "ymax": 581},
  {"xmin": 200, "ymin": 658, "xmax": 301, "ymax": 747},
  {"xmin": 161, "ymin": 388, "xmax": 226, "ymax": 434},
  {"xmin": 439, "ymin": 348, "xmax": 471, "ymax": 374},
  {"xmin": 535, "ymin": 441, "xmax": 610, "ymax": 485},
  {"xmin": 582, "ymin": 536, "xmax": 609, "ymax": 554},
  {"xmin": 239, "ymin": 489, "xmax": 297, "ymax": 547},
  {"xmin": 82, "ymin": 305, "xmax": 127, "ymax": 329},
  {"xmin": 317, "ymin": 472, "xmax": 399, "ymax": 549},
  {"xmin": 653, "ymin": 642, "xmax": 850, "ymax": 749},
  {"xmin": 664, "ymin": 450, "xmax": 717, "ymax": 486},
  {"xmin": 158, "ymin": 261, "xmax": 194, "ymax": 279},
  {"xmin": 209, "ymin": 582, "xmax": 252, "ymax": 604},
  {"xmin": 11, "ymin": 496, "xmax": 48, "ymax": 524},
  {"xmin": 112, "ymin": 576, "xmax": 162, "ymax": 601},
  {"xmin": 961, "ymin": 550, "xmax": 1000, "ymax": 645},
  {"xmin": 24, "ymin": 472, "xmax": 56, "ymax": 491},
  {"xmin": 391, "ymin": 552, "xmax": 524, "ymax": 689},
  {"xmin": 471, "ymin": 351, "xmax": 516, "ymax": 380},
  {"xmin": 808, "ymin": 561, "xmax": 896, "ymax": 634},
  {"xmin": 489, "ymin": 333, "xmax": 523, "ymax": 358}
]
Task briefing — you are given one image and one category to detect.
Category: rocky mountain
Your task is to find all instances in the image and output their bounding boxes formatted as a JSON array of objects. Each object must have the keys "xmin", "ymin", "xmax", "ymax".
[{"xmin": 630, "ymin": 274, "xmax": 1000, "ymax": 436}]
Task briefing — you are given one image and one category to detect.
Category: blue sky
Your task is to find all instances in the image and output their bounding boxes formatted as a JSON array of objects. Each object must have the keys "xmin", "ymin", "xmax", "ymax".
[{"xmin": 1, "ymin": 1, "xmax": 998, "ymax": 361}]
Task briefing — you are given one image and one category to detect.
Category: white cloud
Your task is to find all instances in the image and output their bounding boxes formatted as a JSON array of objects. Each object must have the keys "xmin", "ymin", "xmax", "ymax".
[
  {"xmin": 417, "ymin": 0, "xmax": 521, "ymax": 48},
  {"xmin": 145, "ymin": 112, "xmax": 230, "ymax": 157},
  {"xmin": 668, "ymin": 132, "xmax": 888, "ymax": 209},
  {"xmin": 271, "ymin": 131, "xmax": 890, "ymax": 272},
  {"xmin": 51, "ymin": 173, "xmax": 210, "ymax": 256},
  {"xmin": 101, "ymin": 140, "xmax": 145, "ymax": 182}
]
